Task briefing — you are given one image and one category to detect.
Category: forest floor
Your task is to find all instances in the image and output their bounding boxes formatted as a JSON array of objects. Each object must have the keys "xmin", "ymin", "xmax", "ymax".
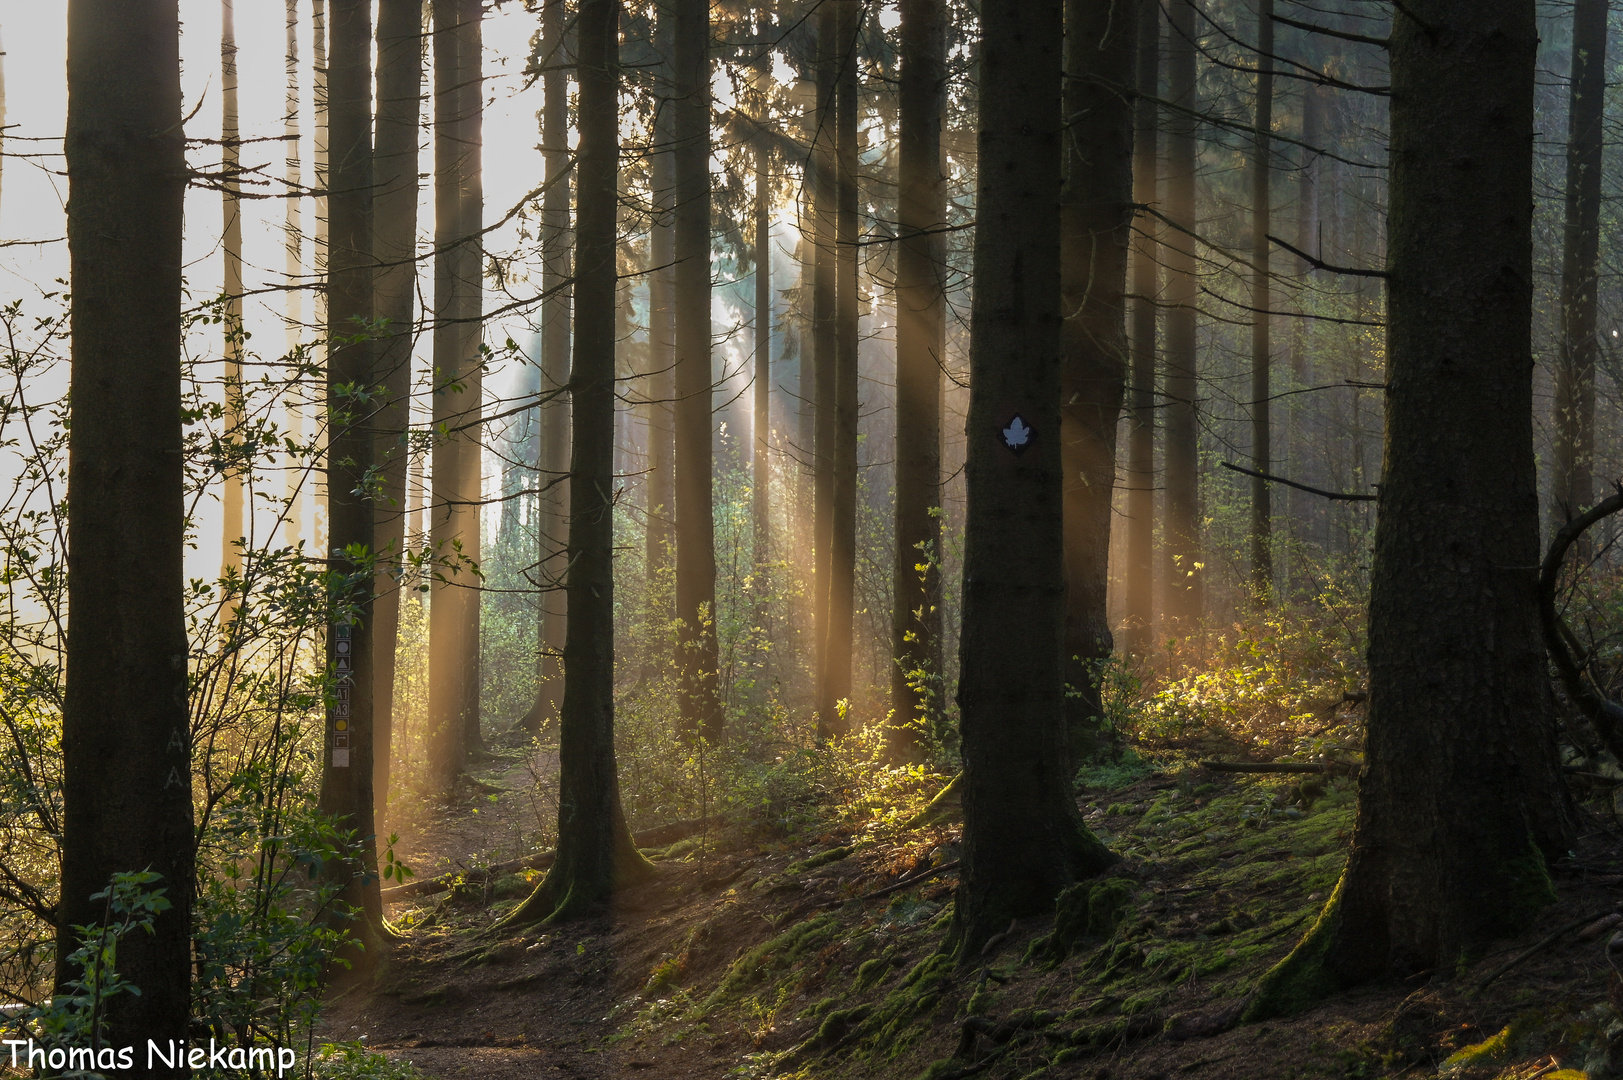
[{"xmin": 322, "ymin": 726, "xmax": 1623, "ymax": 1080}]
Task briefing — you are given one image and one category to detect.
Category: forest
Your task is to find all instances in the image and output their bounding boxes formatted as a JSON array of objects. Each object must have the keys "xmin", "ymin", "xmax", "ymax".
[{"xmin": 0, "ymin": 0, "xmax": 1621, "ymax": 1077}]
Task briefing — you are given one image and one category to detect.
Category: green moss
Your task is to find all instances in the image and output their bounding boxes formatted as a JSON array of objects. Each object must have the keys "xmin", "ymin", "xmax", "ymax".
[
  {"xmin": 854, "ymin": 955, "xmax": 893, "ymax": 991},
  {"xmin": 1439, "ymin": 1014, "xmax": 1542, "ymax": 1074},
  {"xmin": 1242, "ymin": 873, "xmax": 1347, "ymax": 1022},
  {"xmin": 859, "ymin": 951, "xmax": 956, "ymax": 1057},
  {"xmin": 1029, "ymin": 877, "xmax": 1137, "ymax": 966},
  {"xmin": 787, "ymin": 846, "xmax": 853, "ymax": 874},
  {"xmin": 703, "ymin": 915, "xmax": 838, "ymax": 1007},
  {"xmin": 813, "ymin": 1005, "xmax": 871, "ymax": 1048}
]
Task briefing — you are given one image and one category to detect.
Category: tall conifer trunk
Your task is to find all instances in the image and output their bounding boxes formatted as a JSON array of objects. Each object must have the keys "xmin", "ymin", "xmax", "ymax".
[
  {"xmin": 372, "ymin": 0, "xmax": 424, "ymax": 817},
  {"xmin": 819, "ymin": 0, "xmax": 861, "ymax": 734},
  {"xmin": 889, "ymin": 0, "xmax": 946, "ymax": 758},
  {"xmin": 59, "ymin": 0, "xmax": 194, "ymax": 1059},
  {"xmin": 284, "ymin": 0, "xmax": 305, "ymax": 548},
  {"xmin": 953, "ymin": 0, "xmax": 1115, "ymax": 959},
  {"xmin": 674, "ymin": 0, "xmax": 723, "ymax": 740},
  {"xmin": 527, "ymin": 0, "xmax": 573, "ymax": 733},
  {"xmin": 457, "ymin": 0, "xmax": 485, "ymax": 755},
  {"xmin": 752, "ymin": 24, "xmax": 772, "ymax": 571},
  {"xmin": 1059, "ymin": 0, "xmax": 1136, "ymax": 762},
  {"xmin": 429, "ymin": 0, "xmax": 473, "ymax": 792},
  {"xmin": 1123, "ymin": 0, "xmax": 1159, "ymax": 656},
  {"xmin": 644, "ymin": 7, "xmax": 677, "ymax": 622},
  {"xmin": 811, "ymin": 6, "xmax": 838, "ymax": 739},
  {"xmin": 1250, "ymin": 0, "xmax": 1573, "ymax": 1015},
  {"xmin": 1162, "ymin": 0, "xmax": 1201, "ymax": 627},
  {"xmin": 220, "ymin": 0, "xmax": 245, "ymax": 617},
  {"xmin": 505, "ymin": 0, "xmax": 651, "ymax": 924},
  {"xmin": 317, "ymin": 0, "xmax": 383, "ymax": 972},
  {"xmin": 1248, "ymin": 0, "xmax": 1273, "ymax": 599},
  {"xmin": 1552, "ymin": 0, "xmax": 1608, "ymax": 522}
]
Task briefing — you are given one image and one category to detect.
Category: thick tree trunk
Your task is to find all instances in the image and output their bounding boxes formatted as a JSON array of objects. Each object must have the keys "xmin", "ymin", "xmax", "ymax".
[
  {"xmin": 1059, "ymin": 0, "xmax": 1136, "ymax": 764},
  {"xmin": 457, "ymin": 0, "xmax": 484, "ymax": 755},
  {"xmin": 1123, "ymin": 0, "xmax": 1158, "ymax": 657},
  {"xmin": 1551, "ymin": 0, "xmax": 1608, "ymax": 523},
  {"xmin": 812, "ymin": 4, "xmax": 838, "ymax": 739},
  {"xmin": 1248, "ymin": 0, "xmax": 1273, "ymax": 600},
  {"xmin": 819, "ymin": 0, "xmax": 861, "ymax": 735},
  {"xmin": 316, "ymin": 0, "xmax": 383, "ymax": 974},
  {"xmin": 526, "ymin": 0, "xmax": 573, "ymax": 734},
  {"xmin": 952, "ymin": 0, "xmax": 1116, "ymax": 960},
  {"xmin": 429, "ymin": 0, "xmax": 473, "ymax": 793},
  {"xmin": 1162, "ymin": 0, "xmax": 1201, "ymax": 627},
  {"xmin": 59, "ymin": 0, "xmax": 193, "ymax": 1060},
  {"xmin": 888, "ymin": 0, "xmax": 946, "ymax": 759},
  {"xmin": 221, "ymin": 0, "xmax": 245, "ymax": 619},
  {"xmin": 504, "ymin": 0, "xmax": 650, "ymax": 925},
  {"xmin": 1249, "ymin": 0, "xmax": 1574, "ymax": 1016},
  {"xmin": 371, "ymin": 0, "xmax": 424, "ymax": 819},
  {"xmin": 673, "ymin": 0, "xmax": 723, "ymax": 741}
]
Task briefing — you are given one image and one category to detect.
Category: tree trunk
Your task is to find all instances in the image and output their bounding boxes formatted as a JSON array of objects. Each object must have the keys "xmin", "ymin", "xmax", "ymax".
[
  {"xmin": 457, "ymin": 0, "xmax": 484, "ymax": 756},
  {"xmin": 526, "ymin": 0, "xmax": 573, "ymax": 734},
  {"xmin": 220, "ymin": 0, "xmax": 245, "ymax": 623},
  {"xmin": 284, "ymin": 0, "xmax": 305, "ymax": 549},
  {"xmin": 752, "ymin": 28, "xmax": 772, "ymax": 572},
  {"xmin": 1551, "ymin": 0, "xmax": 1608, "ymax": 523},
  {"xmin": 644, "ymin": 5, "xmax": 676, "ymax": 622},
  {"xmin": 1248, "ymin": 0, "xmax": 1574, "ymax": 1016},
  {"xmin": 888, "ymin": 0, "xmax": 946, "ymax": 759},
  {"xmin": 372, "ymin": 0, "xmax": 424, "ymax": 819},
  {"xmin": 952, "ymin": 0, "xmax": 1116, "ymax": 960},
  {"xmin": 429, "ymin": 0, "xmax": 473, "ymax": 793},
  {"xmin": 1059, "ymin": 0, "xmax": 1136, "ymax": 765},
  {"xmin": 1123, "ymin": 0, "xmax": 1159, "ymax": 657},
  {"xmin": 504, "ymin": 0, "xmax": 650, "ymax": 925},
  {"xmin": 59, "ymin": 0, "xmax": 193, "ymax": 1060},
  {"xmin": 316, "ymin": 0, "xmax": 383, "ymax": 975},
  {"xmin": 1249, "ymin": 0, "xmax": 1273, "ymax": 601},
  {"xmin": 819, "ymin": 0, "xmax": 861, "ymax": 735},
  {"xmin": 1291, "ymin": 84, "xmax": 1320, "ymax": 379},
  {"xmin": 674, "ymin": 0, "xmax": 723, "ymax": 741},
  {"xmin": 1162, "ymin": 0, "xmax": 1201, "ymax": 628},
  {"xmin": 812, "ymin": 4, "xmax": 837, "ymax": 739},
  {"xmin": 312, "ymin": 0, "xmax": 328, "ymax": 555}
]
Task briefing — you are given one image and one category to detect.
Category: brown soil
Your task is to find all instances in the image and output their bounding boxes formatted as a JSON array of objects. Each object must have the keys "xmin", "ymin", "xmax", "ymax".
[{"xmin": 324, "ymin": 754, "xmax": 1623, "ymax": 1080}]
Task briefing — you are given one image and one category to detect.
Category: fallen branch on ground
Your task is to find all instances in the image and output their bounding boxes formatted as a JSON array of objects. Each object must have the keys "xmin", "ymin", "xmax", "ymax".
[
  {"xmin": 816, "ymin": 860, "xmax": 961, "ymax": 909},
  {"xmin": 1198, "ymin": 760, "xmax": 1358, "ymax": 776},
  {"xmin": 381, "ymin": 814, "xmax": 727, "ymax": 901}
]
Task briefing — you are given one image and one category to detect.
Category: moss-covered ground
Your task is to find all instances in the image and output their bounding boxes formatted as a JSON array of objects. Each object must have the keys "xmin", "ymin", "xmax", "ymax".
[{"xmin": 321, "ymin": 746, "xmax": 1623, "ymax": 1080}]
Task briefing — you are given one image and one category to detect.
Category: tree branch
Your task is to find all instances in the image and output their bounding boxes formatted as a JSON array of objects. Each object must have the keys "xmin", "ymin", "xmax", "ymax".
[
  {"xmin": 1267, "ymin": 235, "xmax": 1389, "ymax": 279},
  {"xmin": 1539, "ymin": 485, "xmax": 1623, "ymax": 764},
  {"xmin": 1271, "ymin": 13, "xmax": 1388, "ymax": 49},
  {"xmin": 1219, "ymin": 461, "xmax": 1377, "ymax": 502}
]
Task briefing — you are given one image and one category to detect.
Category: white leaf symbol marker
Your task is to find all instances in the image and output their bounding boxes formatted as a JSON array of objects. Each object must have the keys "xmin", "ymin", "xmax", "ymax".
[{"xmin": 1001, "ymin": 414, "xmax": 1033, "ymax": 453}]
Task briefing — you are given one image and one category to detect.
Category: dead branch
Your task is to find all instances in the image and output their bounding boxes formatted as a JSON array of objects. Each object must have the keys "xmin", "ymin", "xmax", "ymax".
[{"xmin": 1538, "ymin": 486, "xmax": 1623, "ymax": 764}]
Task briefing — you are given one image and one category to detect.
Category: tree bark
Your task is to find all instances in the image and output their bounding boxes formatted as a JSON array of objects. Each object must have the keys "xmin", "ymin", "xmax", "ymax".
[
  {"xmin": 429, "ymin": 0, "xmax": 474, "ymax": 793},
  {"xmin": 752, "ymin": 26, "xmax": 772, "ymax": 572},
  {"xmin": 1123, "ymin": 0, "xmax": 1158, "ymax": 657},
  {"xmin": 1059, "ymin": 0, "xmax": 1136, "ymax": 764},
  {"xmin": 59, "ymin": 0, "xmax": 193, "ymax": 1060},
  {"xmin": 284, "ymin": 0, "xmax": 305, "ymax": 549},
  {"xmin": 1249, "ymin": 0, "xmax": 1274, "ymax": 601},
  {"xmin": 526, "ymin": 0, "xmax": 573, "ymax": 734},
  {"xmin": 316, "ymin": 0, "xmax": 383, "ymax": 975},
  {"xmin": 504, "ymin": 0, "xmax": 651, "ymax": 925},
  {"xmin": 812, "ymin": 4, "xmax": 838, "ymax": 739},
  {"xmin": 1551, "ymin": 0, "xmax": 1608, "ymax": 523},
  {"xmin": 1162, "ymin": 0, "xmax": 1201, "ymax": 628},
  {"xmin": 819, "ymin": 0, "xmax": 861, "ymax": 735},
  {"xmin": 888, "ymin": 0, "xmax": 946, "ymax": 759},
  {"xmin": 220, "ymin": 0, "xmax": 245, "ymax": 622},
  {"xmin": 371, "ymin": 0, "xmax": 424, "ymax": 819},
  {"xmin": 457, "ymin": 0, "xmax": 484, "ymax": 756},
  {"xmin": 674, "ymin": 0, "xmax": 723, "ymax": 741},
  {"xmin": 644, "ymin": 6, "xmax": 676, "ymax": 633},
  {"xmin": 1249, "ymin": 0, "xmax": 1574, "ymax": 1016},
  {"xmin": 952, "ymin": 0, "xmax": 1116, "ymax": 960}
]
